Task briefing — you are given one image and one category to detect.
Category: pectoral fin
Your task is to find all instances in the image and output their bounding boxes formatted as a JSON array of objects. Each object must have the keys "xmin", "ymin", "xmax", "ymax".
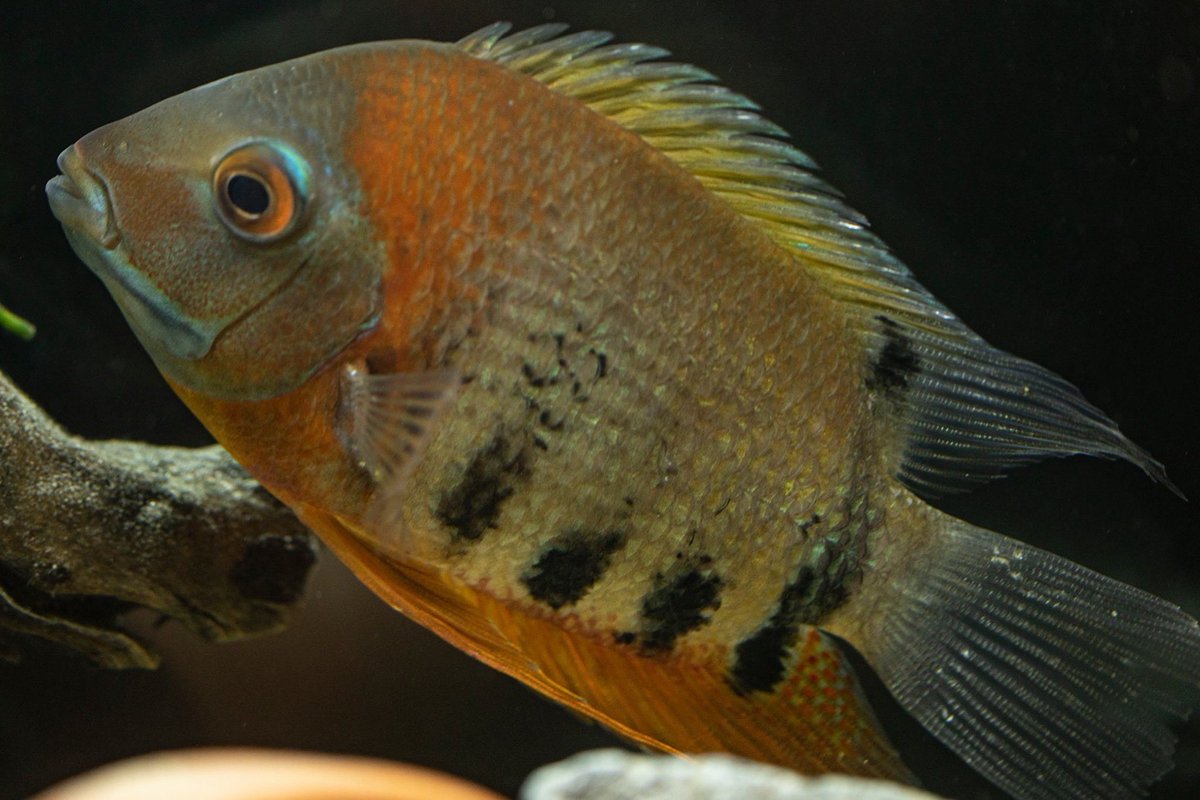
[{"xmin": 341, "ymin": 364, "xmax": 461, "ymax": 555}]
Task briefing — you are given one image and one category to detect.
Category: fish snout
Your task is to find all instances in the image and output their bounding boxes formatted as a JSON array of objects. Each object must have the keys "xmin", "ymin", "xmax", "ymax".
[{"xmin": 46, "ymin": 143, "xmax": 120, "ymax": 249}]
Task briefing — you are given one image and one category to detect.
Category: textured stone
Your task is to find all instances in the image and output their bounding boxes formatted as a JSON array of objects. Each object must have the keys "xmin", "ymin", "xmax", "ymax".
[{"xmin": 522, "ymin": 750, "xmax": 946, "ymax": 800}]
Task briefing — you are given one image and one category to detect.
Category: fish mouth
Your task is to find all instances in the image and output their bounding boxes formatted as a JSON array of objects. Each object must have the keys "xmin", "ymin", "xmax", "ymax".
[
  {"xmin": 45, "ymin": 143, "xmax": 217, "ymax": 361},
  {"xmin": 46, "ymin": 145, "xmax": 121, "ymax": 250}
]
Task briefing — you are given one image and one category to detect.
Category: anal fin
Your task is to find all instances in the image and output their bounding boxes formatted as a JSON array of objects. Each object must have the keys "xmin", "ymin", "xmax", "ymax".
[{"xmin": 498, "ymin": 619, "xmax": 913, "ymax": 781}]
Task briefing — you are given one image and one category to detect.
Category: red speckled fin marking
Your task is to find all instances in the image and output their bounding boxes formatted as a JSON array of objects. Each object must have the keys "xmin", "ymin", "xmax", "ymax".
[{"xmin": 301, "ymin": 503, "xmax": 912, "ymax": 782}]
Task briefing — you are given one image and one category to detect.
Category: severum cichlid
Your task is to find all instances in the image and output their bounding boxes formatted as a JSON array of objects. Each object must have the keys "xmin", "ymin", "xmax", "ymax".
[{"xmin": 45, "ymin": 22, "xmax": 1199, "ymax": 800}]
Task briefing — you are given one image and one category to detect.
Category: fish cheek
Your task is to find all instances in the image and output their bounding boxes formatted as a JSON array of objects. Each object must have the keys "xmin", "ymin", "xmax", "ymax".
[
  {"xmin": 146, "ymin": 218, "xmax": 383, "ymax": 401},
  {"xmin": 80, "ymin": 169, "xmax": 300, "ymax": 374},
  {"xmin": 117, "ymin": 175, "xmax": 319, "ymax": 321},
  {"xmin": 96, "ymin": 152, "xmax": 275, "ymax": 320},
  {"xmin": 82, "ymin": 118, "xmax": 322, "ymax": 331}
]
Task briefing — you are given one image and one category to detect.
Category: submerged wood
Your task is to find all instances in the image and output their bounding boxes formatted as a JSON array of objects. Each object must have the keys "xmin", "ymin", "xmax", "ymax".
[{"xmin": 0, "ymin": 368, "xmax": 317, "ymax": 668}]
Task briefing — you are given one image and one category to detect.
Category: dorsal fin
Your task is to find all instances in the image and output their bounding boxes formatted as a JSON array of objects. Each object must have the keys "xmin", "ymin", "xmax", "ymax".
[{"xmin": 458, "ymin": 22, "xmax": 1177, "ymax": 497}]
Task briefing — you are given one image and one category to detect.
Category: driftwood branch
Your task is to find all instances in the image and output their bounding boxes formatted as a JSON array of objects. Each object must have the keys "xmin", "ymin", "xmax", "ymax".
[{"xmin": 0, "ymin": 368, "xmax": 317, "ymax": 668}]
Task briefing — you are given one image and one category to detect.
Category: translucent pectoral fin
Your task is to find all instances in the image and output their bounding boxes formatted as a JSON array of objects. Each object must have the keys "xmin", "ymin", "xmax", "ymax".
[{"xmin": 341, "ymin": 364, "xmax": 461, "ymax": 555}]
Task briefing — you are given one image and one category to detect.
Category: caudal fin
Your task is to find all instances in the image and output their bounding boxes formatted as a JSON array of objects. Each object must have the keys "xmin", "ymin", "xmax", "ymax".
[{"xmin": 844, "ymin": 518, "xmax": 1200, "ymax": 800}]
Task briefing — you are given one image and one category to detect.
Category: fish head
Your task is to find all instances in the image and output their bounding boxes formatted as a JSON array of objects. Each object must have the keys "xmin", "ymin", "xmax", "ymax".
[{"xmin": 46, "ymin": 53, "xmax": 383, "ymax": 401}]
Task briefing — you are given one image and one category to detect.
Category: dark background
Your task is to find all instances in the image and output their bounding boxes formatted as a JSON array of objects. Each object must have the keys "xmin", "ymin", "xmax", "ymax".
[{"xmin": 1, "ymin": 1, "xmax": 1197, "ymax": 798}]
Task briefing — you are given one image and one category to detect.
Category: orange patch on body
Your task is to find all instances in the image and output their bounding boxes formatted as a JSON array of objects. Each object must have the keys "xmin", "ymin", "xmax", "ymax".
[{"xmin": 337, "ymin": 48, "xmax": 520, "ymax": 374}]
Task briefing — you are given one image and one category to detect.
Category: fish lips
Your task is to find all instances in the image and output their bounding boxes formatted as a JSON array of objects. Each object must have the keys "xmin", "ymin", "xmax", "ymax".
[
  {"xmin": 47, "ymin": 143, "xmax": 217, "ymax": 362},
  {"xmin": 46, "ymin": 144, "xmax": 121, "ymax": 251}
]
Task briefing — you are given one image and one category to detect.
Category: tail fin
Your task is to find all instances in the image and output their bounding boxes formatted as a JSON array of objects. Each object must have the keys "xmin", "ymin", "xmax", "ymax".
[{"xmin": 841, "ymin": 518, "xmax": 1200, "ymax": 800}]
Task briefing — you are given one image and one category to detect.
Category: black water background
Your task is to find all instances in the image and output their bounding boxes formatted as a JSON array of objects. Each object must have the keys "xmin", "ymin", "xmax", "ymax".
[{"xmin": 1, "ymin": 2, "xmax": 1197, "ymax": 798}]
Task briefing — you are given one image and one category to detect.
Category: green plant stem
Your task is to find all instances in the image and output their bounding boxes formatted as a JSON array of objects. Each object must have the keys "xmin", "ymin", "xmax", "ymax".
[{"xmin": 0, "ymin": 302, "xmax": 36, "ymax": 340}]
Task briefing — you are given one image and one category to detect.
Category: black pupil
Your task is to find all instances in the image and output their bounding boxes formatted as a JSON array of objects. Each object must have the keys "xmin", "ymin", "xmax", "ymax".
[{"xmin": 227, "ymin": 173, "xmax": 271, "ymax": 216}]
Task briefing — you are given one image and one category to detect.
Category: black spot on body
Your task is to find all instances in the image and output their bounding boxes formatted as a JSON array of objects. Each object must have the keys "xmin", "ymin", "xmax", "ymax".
[
  {"xmin": 867, "ymin": 315, "xmax": 920, "ymax": 394},
  {"xmin": 522, "ymin": 529, "xmax": 625, "ymax": 609},
  {"xmin": 230, "ymin": 534, "xmax": 318, "ymax": 605},
  {"xmin": 538, "ymin": 410, "xmax": 565, "ymax": 431},
  {"xmin": 436, "ymin": 434, "xmax": 529, "ymax": 543},
  {"xmin": 588, "ymin": 348, "xmax": 608, "ymax": 379},
  {"xmin": 730, "ymin": 625, "xmax": 793, "ymax": 695},
  {"xmin": 522, "ymin": 362, "xmax": 546, "ymax": 388},
  {"xmin": 728, "ymin": 567, "xmax": 815, "ymax": 695},
  {"xmin": 728, "ymin": 527, "xmax": 858, "ymax": 695},
  {"xmin": 636, "ymin": 557, "xmax": 723, "ymax": 654}
]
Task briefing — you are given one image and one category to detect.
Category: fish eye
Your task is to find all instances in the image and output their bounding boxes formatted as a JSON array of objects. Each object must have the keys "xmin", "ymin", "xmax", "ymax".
[
  {"xmin": 212, "ymin": 142, "xmax": 310, "ymax": 243},
  {"xmin": 226, "ymin": 173, "xmax": 271, "ymax": 216}
]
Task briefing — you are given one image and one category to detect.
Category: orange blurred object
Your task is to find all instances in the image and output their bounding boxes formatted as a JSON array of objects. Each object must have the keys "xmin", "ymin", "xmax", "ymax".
[{"xmin": 33, "ymin": 748, "xmax": 506, "ymax": 800}]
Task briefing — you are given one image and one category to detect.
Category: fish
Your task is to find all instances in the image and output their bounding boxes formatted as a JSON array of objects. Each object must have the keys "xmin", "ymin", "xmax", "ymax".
[{"xmin": 45, "ymin": 21, "xmax": 1200, "ymax": 800}]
